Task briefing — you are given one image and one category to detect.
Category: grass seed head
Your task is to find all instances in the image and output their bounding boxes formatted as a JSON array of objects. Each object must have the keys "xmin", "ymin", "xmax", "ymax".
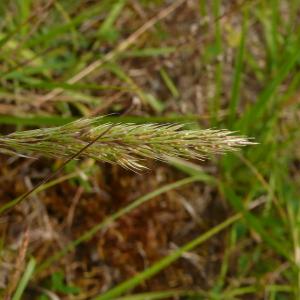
[{"xmin": 0, "ymin": 117, "xmax": 254, "ymax": 170}]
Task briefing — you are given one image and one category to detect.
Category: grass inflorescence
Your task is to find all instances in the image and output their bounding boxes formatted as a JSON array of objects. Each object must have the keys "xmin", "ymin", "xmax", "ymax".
[{"xmin": 0, "ymin": 117, "xmax": 252, "ymax": 170}]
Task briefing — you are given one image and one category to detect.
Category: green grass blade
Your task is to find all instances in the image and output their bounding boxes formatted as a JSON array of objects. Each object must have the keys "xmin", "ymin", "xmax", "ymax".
[
  {"xmin": 0, "ymin": 114, "xmax": 75, "ymax": 127},
  {"xmin": 12, "ymin": 257, "xmax": 36, "ymax": 300},
  {"xmin": 20, "ymin": 80, "xmax": 130, "ymax": 92},
  {"xmin": 122, "ymin": 47, "xmax": 176, "ymax": 58},
  {"xmin": 98, "ymin": 0, "xmax": 126, "ymax": 40},
  {"xmin": 23, "ymin": 2, "xmax": 106, "ymax": 49},
  {"xmin": 210, "ymin": 0, "xmax": 223, "ymax": 125},
  {"xmin": 0, "ymin": 114, "xmax": 202, "ymax": 127},
  {"xmin": 54, "ymin": 1, "xmax": 80, "ymax": 50},
  {"xmin": 222, "ymin": 185, "xmax": 291, "ymax": 261},
  {"xmin": 228, "ymin": 9, "xmax": 248, "ymax": 126},
  {"xmin": 167, "ymin": 157, "xmax": 216, "ymax": 183},
  {"xmin": 160, "ymin": 68, "xmax": 180, "ymax": 98},
  {"xmin": 239, "ymin": 46, "xmax": 300, "ymax": 132},
  {"xmin": 16, "ymin": 0, "xmax": 31, "ymax": 36},
  {"xmin": 105, "ymin": 62, "xmax": 165, "ymax": 112}
]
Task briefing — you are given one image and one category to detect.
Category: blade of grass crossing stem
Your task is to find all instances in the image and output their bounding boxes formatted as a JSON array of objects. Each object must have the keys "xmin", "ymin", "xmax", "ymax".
[
  {"xmin": 36, "ymin": 176, "xmax": 201, "ymax": 273},
  {"xmin": 92, "ymin": 213, "xmax": 244, "ymax": 300},
  {"xmin": 228, "ymin": 9, "xmax": 248, "ymax": 126},
  {"xmin": 12, "ymin": 257, "xmax": 36, "ymax": 300}
]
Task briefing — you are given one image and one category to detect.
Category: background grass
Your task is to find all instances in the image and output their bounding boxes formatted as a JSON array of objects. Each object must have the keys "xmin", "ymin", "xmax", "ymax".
[{"xmin": 0, "ymin": 0, "xmax": 300, "ymax": 299}]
